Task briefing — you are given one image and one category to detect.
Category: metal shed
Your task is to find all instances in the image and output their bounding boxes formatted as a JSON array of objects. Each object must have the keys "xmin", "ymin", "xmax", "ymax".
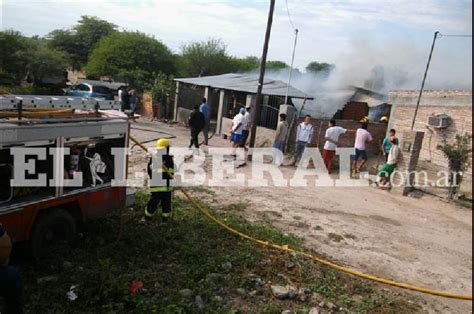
[
  {"xmin": 175, "ymin": 73, "xmax": 312, "ymax": 99},
  {"xmin": 173, "ymin": 73, "xmax": 312, "ymax": 133}
]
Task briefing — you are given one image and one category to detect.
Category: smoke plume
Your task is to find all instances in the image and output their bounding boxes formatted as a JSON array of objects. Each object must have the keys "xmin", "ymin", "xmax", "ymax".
[{"xmin": 263, "ymin": 35, "xmax": 472, "ymax": 118}]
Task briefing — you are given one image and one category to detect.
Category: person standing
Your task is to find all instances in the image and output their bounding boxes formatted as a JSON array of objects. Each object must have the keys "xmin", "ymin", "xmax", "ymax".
[
  {"xmin": 118, "ymin": 86, "xmax": 125, "ymax": 111},
  {"xmin": 199, "ymin": 98, "xmax": 211, "ymax": 145},
  {"xmin": 145, "ymin": 139, "xmax": 174, "ymax": 221},
  {"xmin": 381, "ymin": 129, "xmax": 398, "ymax": 162},
  {"xmin": 240, "ymin": 105, "xmax": 252, "ymax": 148},
  {"xmin": 0, "ymin": 223, "xmax": 23, "ymax": 313},
  {"xmin": 352, "ymin": 123, "xmax": 373, "ymax": 174},
  {"xmin": 122, "ymin": 87, "xmax": 130, "ymax": 112},
  {"xmin": 323, "ymin": 119, "xmax": 348, "ymax": 174},
  {"xmin": 378, "ymin": 136, "xmax": 400, "ymax": 189},
  {"xmin": 129, "ymin": 89, "xmax": 139, "ymax": 117},
  {"xmin": 119, "ymin": 86, "xmax": 130, "ymax": 112},
  {"xmin": 273, "ymin": 113, "xmax": 288, "ymax": 165},
  {"xmin": 295, "ymin": 115, "xmax": 314, "ymax": 164},
  {"xmin": 188, "ymin": 105, "xmax": 206, "ymax": 150},
  {"xmin": 230, "ymin": 107, "xmax": 245, "ymax": 157}
]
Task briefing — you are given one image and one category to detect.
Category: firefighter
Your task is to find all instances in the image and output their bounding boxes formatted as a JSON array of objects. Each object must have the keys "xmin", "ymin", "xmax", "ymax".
[
  {"xmin": 360, "ymin": 116, "xmax": 370, "ymax": 124},
  {"xmin": 0, "ymin": 223, "xmax": 23, "ymax": 313},
  {"xmin": 145, "ymin": 138, "xmax": 174, "ymax": 221},
  {"xmin": 379, "ymin": 115, "xmax": 389, "ymax": 123}
]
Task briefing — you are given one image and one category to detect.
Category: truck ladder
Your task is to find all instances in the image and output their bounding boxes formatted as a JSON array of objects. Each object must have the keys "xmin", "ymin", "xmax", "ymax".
[{"xmin": 0, "ymin": 95, "xmax": 120, "ymax": 111}]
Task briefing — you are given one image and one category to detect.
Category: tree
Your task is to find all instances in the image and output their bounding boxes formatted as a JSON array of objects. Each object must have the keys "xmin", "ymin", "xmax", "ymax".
[
  {"xmin": 146, "ymin": 72, "xmax": 175, "ymax": 119},
  {"xmin": 231, "ymin": 56, "xmax": 260, "ymax": 72},
  {"xmin": 305, "ymin": 61, "xmax": 335, "ymax": 76},
  {"xmin": 27, "ymin": 40, "xmax": 70, "ymax": 85},
  {"xmin": 0, "ymin": 30, "xmax": 30, "ymax": 84},
  {"xmin": 266, "ymin": 60, "xmax": 289, "ymax": 70},
  {"xmin": 48, "ymin": 16, "xmax": 117, "ymax": 69},
  {"xmin": 85, "ymin": 32, "xmax": 175, "ymax": 88},
  {"xmin": 180, "ymin": 39, "xmax": 234, "ymax": 77},
  {"xmin": 437, "ymin": 133, "xmax": 472, "ymax": 199}
]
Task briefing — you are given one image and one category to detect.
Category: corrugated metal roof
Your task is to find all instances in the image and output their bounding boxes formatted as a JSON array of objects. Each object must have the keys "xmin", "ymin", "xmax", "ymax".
[{"xmin": 175, "ymin": 73, "xmax": 313, "ymax": 99}]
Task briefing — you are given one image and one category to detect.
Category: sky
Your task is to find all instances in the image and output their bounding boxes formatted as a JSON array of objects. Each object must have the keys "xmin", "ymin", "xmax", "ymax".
[{"xmin": 0, "ymin": 0, "xmax": 472, "ymax": 90}]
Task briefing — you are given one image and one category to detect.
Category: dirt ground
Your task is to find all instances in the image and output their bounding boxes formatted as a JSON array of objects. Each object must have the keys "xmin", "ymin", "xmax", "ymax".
[{"xmin": 129, "ymin": 119, "xmax": 472, "ymax": 313}]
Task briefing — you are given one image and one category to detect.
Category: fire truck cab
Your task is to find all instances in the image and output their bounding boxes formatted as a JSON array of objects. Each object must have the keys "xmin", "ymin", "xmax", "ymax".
[{"xmin": 0, "ymin": 95, "xmax": 129, "ymax": 257}]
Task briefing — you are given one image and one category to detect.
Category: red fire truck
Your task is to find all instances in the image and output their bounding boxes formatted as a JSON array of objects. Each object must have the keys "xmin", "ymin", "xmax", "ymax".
[{"xmin": 0, "ymin": 95, "xmax": 130, "ymax": 257}]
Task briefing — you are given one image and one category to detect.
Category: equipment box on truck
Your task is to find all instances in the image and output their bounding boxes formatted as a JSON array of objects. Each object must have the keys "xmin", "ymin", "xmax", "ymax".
[{"xmin": 0, "ymin": 95, "xmax": 129, "ymax": 257}]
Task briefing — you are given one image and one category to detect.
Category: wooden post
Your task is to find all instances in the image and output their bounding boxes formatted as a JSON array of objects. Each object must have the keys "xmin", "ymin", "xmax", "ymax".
[
  {"xmin": 173, "ymin": 81, "xmax": 180, "ymax": 121},
  {"xmin": 216, "ymin": 90, "xmax": 225, "ymax": 135},
  {"xmin": 248, "ymin": 0, "xmax": 275, "ymax": 159}
]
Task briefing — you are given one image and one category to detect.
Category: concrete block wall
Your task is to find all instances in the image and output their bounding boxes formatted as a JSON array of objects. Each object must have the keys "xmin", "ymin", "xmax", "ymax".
[
  {"xmin": 392, "ymin": 131, "xmax": 425, "ymax": 195},
  {"xmin": 388, "ymin": 89, "xmax": 473, "ymax": 198}
]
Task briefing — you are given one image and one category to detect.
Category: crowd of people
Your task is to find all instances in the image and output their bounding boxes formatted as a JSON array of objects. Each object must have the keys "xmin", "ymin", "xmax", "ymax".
[{"xmin": 185, "ymin": 98, "xmax": 400, "ymax": 187}]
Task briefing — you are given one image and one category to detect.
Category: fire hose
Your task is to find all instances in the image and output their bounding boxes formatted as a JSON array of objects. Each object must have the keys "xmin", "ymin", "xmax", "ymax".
[{"xmin": 129, "ymin": 135, "xmax": 472, "ymax": 301}]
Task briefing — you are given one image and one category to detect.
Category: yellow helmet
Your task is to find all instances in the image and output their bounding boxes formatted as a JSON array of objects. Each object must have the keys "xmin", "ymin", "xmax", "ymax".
[
  {"xmin": 379, "ymin": 116, "xmax": 389, "ymax": 123},
  {"xmin": 156, "ymin": 138, "xmax": 170, "ymax": 149},
  {"xmin": 360, "ymin": 116, "xmax": 369, "ymax": 123}
]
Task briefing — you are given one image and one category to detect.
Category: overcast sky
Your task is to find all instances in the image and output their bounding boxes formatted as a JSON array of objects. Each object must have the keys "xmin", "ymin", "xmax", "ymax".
[{"xmin": 1, "ymin": 0, "xmax": 472, "ymax": 88}]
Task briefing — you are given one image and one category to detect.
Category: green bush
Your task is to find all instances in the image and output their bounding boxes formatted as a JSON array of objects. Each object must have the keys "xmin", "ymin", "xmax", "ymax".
[{"xmin": 437, "ymin": 133, "xmax": 472, "ymax": 199}]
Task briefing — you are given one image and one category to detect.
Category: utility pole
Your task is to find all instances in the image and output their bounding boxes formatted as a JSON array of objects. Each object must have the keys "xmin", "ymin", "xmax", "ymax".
[
  {"xmin": 285, "ymin": 28, "xmax": 299, "ymax": 104},
  {"xmin": 411, "ymin": 31, "xmax": 439, "ymax": 130},
  {"xmin": 248, "ymin": 0, "xmax": 275, "ymax": 157}
]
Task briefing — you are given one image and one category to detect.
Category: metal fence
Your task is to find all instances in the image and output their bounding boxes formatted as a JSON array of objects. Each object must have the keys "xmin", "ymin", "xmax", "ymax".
[{"xmin": 258, "ymin": 95, "xmax": 284, "ymax": 130}]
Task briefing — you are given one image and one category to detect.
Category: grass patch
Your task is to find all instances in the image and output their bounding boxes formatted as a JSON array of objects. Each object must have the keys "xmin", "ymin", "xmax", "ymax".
[
  {"xmin": 221, "ymin": 201, "xmax": 250, "ymax": 212},
  {"xmin": 19, "ymin": 190, "xmax": 423, "ymax": 313}
]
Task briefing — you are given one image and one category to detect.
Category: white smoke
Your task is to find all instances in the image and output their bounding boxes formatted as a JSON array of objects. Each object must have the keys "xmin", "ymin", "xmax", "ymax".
[{"xmin": 262, "ymin": 35, "xmax": 472, "ymax": 118}]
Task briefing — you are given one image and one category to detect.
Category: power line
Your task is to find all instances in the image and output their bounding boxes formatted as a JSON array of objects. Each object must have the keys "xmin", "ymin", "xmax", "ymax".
[
  {"xmin": 438, "ymin": 33, "xmax": 472, "ymax": 38},
  {"xmin": 411, "ymin": 30, "xmax": 471, "ymax": 129},
  {"xmin": 285, "ymin": 0, "xmax": 296, "ymax": 30}
]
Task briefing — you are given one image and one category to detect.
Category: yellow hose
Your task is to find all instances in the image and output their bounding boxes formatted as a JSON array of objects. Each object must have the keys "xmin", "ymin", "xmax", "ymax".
[{"xmin": 130, "ymin": 135, "xmax": 472, "ymax": 301}]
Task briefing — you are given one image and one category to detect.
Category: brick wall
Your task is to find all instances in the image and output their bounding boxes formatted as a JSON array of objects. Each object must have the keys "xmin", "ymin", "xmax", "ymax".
[
  {"xmin": 341, "ymin": 101, "xmax": 369, "ymax": 121},
  {"xmin": 388, "ymin": 90, "xmax": 473, "ymax": 197},
  {"xmin": 138, "ymin": 91, "xmax": 153, "ymax": 118}
]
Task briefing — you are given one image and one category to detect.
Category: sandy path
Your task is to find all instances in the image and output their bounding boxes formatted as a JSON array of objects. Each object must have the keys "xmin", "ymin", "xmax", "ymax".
[{"xmin": 129, "ymin": 120, "xmax": 472, "ymax": 313}]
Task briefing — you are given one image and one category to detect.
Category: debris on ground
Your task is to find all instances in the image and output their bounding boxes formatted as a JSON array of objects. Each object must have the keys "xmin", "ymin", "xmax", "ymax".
[
  {"xmin": 128, "ymin": 280, "xmax": 144, "ymax": 296},
  {"xmin": 66, "ymin": 285, "xmax": 78, "ymax": 301}
]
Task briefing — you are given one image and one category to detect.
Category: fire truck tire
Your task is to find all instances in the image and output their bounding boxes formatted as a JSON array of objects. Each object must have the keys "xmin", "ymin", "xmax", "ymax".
[{"xmin": 30, "ymin": 209, "xmax": 77, "ymax": 258}]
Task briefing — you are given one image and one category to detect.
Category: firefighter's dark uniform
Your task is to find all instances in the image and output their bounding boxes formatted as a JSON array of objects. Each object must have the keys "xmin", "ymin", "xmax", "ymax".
[
  {"xmin": 145, "ymin": 139, "xmax": 174, "ymax": 220},
  {"xmin": 0, "ymin": 223, "xmax": 23, "ymax": 313}
]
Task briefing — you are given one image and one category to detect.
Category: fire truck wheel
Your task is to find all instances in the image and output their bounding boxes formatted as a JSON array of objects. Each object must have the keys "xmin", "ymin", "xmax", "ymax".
[{"xmin": 30, "ymin": 209, "xmax": 76, "ymax": 258}]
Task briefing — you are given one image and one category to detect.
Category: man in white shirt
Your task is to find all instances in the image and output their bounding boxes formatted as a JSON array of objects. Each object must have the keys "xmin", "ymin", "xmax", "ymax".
[
  {"xmin": 229, "ymin": 107, "xmax": 245, "ymax": 156},
  {"xmin": 323, "ymin": 119, "xmax": 350, "ymax": 173},
  {"xmin": 352, "ymin": 123, "xmax": 373, "ymax": 174},
  {"xmin": 240, "ymin": 105, "xmax": 252, "ymax": 148},
  {"xmin": 295, "ymin": 115, "xmax": 314, "ymax": 164}
]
